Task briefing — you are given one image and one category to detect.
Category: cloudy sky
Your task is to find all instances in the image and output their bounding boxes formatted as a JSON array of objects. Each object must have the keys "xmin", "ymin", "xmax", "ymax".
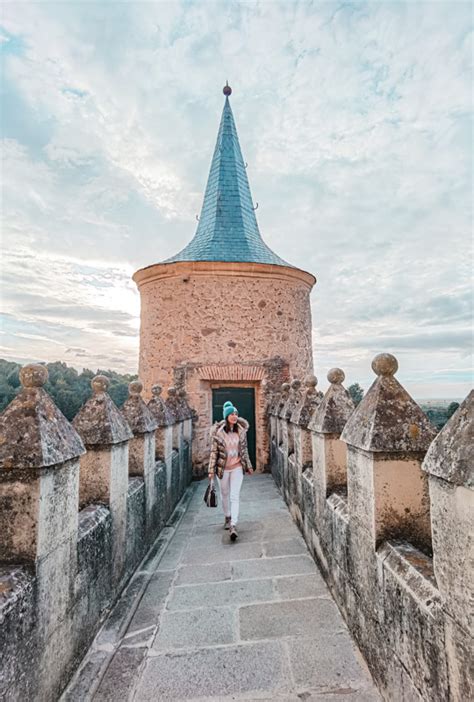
[{"xmin": 1, "ymin": 1, "xmax": 472, "ymax": 399}]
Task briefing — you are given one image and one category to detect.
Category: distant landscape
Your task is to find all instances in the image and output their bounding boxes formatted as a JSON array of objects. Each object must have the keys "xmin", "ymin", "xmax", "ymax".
[
  {"xmin": 0, "ymin": 358, "xmax": 461, "ymax": 430},
  {"xmin": 0, "ymin": 359, "xmax": 137, "ymax": 421}
]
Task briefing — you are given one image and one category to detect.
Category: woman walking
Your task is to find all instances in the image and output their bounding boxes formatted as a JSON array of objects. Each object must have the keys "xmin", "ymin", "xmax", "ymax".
[{"xmin": 208, "ymin": 401, "xmax": 253, "ymax": 541}]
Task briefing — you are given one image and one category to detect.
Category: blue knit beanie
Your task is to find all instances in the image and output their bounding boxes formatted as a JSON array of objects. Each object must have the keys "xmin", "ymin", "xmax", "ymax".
[{"xmin": 223, "ymin": 401, "xmax": 238, "ymax": 420}]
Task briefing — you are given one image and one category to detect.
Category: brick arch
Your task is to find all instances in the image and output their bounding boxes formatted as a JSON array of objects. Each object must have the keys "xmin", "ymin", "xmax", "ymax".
[{"xmin": 197, "ymin": 365, "xmax": 266, "ymax": 381}]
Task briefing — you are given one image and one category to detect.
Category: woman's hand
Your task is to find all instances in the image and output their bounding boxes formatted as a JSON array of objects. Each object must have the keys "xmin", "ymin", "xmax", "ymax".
[{"xmin": 208, "ymin": 472, "xmax": 214, "ymax": 481}]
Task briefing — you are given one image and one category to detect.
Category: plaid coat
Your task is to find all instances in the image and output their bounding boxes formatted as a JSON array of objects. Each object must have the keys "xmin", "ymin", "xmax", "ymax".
[{"xmin": 208, "ymin": 417, "xmax": 253, "ymax": 479}]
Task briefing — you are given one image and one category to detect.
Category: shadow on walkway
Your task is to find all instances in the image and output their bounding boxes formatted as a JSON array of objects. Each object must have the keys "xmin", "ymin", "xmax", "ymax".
[{"xmin": 62, "ymin": 475, "xmax": 381, "ymax": 701}]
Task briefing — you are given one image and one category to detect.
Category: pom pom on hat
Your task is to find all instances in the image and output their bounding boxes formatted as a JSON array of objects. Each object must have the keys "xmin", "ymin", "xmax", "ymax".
[{"xmin": 223, "ymin": 401, "xmax": 238, "ymax": 420}]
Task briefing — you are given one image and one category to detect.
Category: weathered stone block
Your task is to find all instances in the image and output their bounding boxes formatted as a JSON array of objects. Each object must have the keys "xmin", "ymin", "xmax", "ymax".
[
  {"xmin": 0, "ymin": 567, "xmax": 37, "ymax": 699},
  {"xmin": 429, "ymin": 476, "xmax": 474, "ymax": 631},
  {"xmin": 445, "ymin": 613, "xmax": 474, "ymax": 702},
  {"xmin": 0, "ymin": 458, "xmax": 79, "ymax": 562},
  {"xmin": 125, "ymin": 478, "xmax": 146, "ymax": 575},
  {"xmin": 380, "ymin": 541, "xmax": 447, "ymax": 700},
  {"xmin": 326, "ymin": 493, "xmax": 350, "ymax": 572},
  {"xmin": 347, "ymin": 447, "xmax": 431, "ymax": 550},
  {"xmin": 35, "ymin": 535, "xmax": 77, "ymax": 644}
]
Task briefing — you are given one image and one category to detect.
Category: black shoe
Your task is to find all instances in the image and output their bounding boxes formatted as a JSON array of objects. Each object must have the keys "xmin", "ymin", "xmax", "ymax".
[{"xmin": 230, "ymin": 526, "xmax": 238, "ymax": 542}]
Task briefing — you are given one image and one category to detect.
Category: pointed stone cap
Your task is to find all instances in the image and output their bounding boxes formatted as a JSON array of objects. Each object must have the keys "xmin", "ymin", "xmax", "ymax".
[
  {"xmin": 165, "ymin": 387, "xmax": 180, "ymax": 422},
  {"xmin": 73, "ymin": 375, "xmax": 133, "ymax": 447},
  {"xmin": 0, "ymin": 364, "xmax": 85, "ymax": 471},
  {"xmin": 277, "ymin": 383, "xmax": 291, "ymax": 418},
  {"xmin": 121, "ymin": 381, "xmax": 158, "ymax": 435},
  {"xmin": 309, "ymin": 368, "xmax": 355, "ymax": 434},
  {"xmin": 285, "ymin": 379, "xmax": 302, "ymax": 420},
  {"xmin": 422, "ymin": 390, "xmax": 473, "ymax": 488},
  {"xmin": 341, "ymin": 354, "xmax": 437, "ymax": 452},
  {"xmin": 147, "ymin": 385, "xmax": 174, "ymax": 427},
  {"xmin": 177, "ymin": 387, "xmax": 193, "ymax": 420},
  {"xmin": 292, "ymin": 375, "xmax": 323, "ymax": 426},
  {"xmin": 268, "ymin": 389, "xmax": 280, "ymax": 415}
]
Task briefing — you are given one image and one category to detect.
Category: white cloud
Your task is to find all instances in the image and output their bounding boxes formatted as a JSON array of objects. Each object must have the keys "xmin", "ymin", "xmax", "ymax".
[{"xmin": 1, "ymin": 0, "xmax": 472, "ymax": 397}]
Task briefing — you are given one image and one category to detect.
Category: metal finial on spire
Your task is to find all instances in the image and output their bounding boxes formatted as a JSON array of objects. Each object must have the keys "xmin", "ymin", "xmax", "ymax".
[{"xmin": 223, "ymin": 81, "xmax": 232, "ymax": 96}]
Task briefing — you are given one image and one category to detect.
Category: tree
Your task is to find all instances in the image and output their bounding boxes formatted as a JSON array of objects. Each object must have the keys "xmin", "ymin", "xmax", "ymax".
[
  {"xmin": 446, "ymin": 402, "xmax": 460, "ymax": 420},
  {"xmin": 347, "ymin": 383, "xmax": 364, "ymax": 406},
  {"xmin": 0, "ymin": 358, "xmax": 137, "ymax": 418}
]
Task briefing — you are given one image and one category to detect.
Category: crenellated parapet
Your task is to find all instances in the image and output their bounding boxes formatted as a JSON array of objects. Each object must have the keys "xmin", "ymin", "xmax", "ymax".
[
  {"xmin": 422, "ymin": 393, "xmax": 473, "ymax": 701},
  {"xmin": 294, "ymin": 374, "xmax": 322, "ymax": 428},
  {"xmin": 308, "ymin": 368, "xmax": 354, "ymax": 513},
  {"xmin": 341, "ymin": 352, "xmax": 436, "ymax": 551},
  {"xmin": 0, "ymin": 365, "xmax": 195, "ymax": 702},
  {"xmin": 268, "ymin": 353, "xmax": 472, "ymax": 701}
]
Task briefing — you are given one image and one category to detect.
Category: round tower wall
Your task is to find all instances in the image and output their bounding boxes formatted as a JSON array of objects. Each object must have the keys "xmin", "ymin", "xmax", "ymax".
[{"xmin": 134, "ymin": 261, "xmax": 315, "ymax": 473}]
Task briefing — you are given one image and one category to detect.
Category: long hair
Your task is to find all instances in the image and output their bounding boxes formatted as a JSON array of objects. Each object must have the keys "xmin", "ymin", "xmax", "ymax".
[{"xmin": 224, "ymin": 417, "xmax": 238, "ymax": 433}]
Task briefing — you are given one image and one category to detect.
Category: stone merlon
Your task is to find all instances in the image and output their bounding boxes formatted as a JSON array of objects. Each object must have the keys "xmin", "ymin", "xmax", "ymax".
[
  {"xmin": 0, "ymin": 364, "xmax": 85, "ymax": 472},
  {"xmin": 147, "ymin": 385, "xmax": 174, "ymax": 427},
  {"xmin": 309, "ymin": 368, "xmax": 355, "ymax": 434},
  {"xmin": 341, "ymin": 353, "xmax": 437, "ymax": 452},
  {"xmin": 293, "ymin": 375, "xmax": 322, "ymax": 427},
  {"xmin": 73, "ymin": 375, "xmax": 133, "ymax": 447},
  {"xmin": 422, "ymin": 389, "xmax": 473, "ymax": 488},
  {"xmin": 121, "ymin": 381, "xmax": 158, "ymax": 435}
]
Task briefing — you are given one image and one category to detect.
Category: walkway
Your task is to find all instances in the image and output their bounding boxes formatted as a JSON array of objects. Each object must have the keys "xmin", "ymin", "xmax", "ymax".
[{"xmin": 63, "ymin": 475, "xmax": 381, "ymax": 701}]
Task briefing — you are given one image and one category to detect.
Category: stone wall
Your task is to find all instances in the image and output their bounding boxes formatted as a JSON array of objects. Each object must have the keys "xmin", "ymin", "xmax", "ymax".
[
  {"xmin": 133, "ymin": 259, "xmax": 315, "ymax": 473},
  {"xmin": 0, "ymin": 367, "xmax": 194, "ymax": 702},
  {"xmin": 269, "ymin": 355, "xmax": 473, "ymax": 702}
]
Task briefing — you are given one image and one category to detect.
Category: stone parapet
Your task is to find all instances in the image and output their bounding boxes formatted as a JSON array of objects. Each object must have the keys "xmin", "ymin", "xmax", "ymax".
[
  {"xmin": 309, "ymin": 369, "xmax": 354, "ymax": 513},
  {"xmin": 309, "ymin": 368, "xmax": 354, "ymax": 435},
  {"xmin": 0, "ymin": 363, "xmax": 85, "ymax": 474},
  {"xmin": 277, "ymin": 383, "xmax": 291, "ymax": 418},
  {"xmin": 269, "ymin": 354, "xmax": 471, "ymax": 701},
  {"xmin": 341, "ymin": 354, "xmax": 435, "ymax": 550},
  {"xmin": 147, "ymin": 384, "xmax": 174, "ymax": 427},
  {"xmin": 73, "ymin": 375, "xmax": 133, "ymax": 447},
  {"xmin": 121, "ymin": 381, "xmax": 158, "ymax": 531},
  {"xmin": 341, "ymin": 353, "xmax": 436, "ymax": 453},
  {"xmin": 0, "ymin": 365, "xmax": 83, "ymax": 700},
  {"xmin": 422, "ymin": 394, "xmax": 473, "ymax": 699},
  {"xmin": 121, "ymin": 380, "xmax": 158, "ymax": 436},
  {"xmin": 285, "ymin": 378, "xmax": 302, "ymax": 421},
  {"xmin": 422, "ymin": 390, "xmax": 473, "ymax": 487},
  {"xmin": 0, "ymin": 364, "xmax": 194, "ymax": 701}
]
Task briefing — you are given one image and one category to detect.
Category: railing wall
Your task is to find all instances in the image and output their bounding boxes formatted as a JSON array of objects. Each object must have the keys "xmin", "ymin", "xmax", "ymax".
[
  {"xmin": 268, "ymin": 355, "xmax": 473, "ymax": 702},
  {"xmin": 0, "ymin": 367, "xmax": 194, "ymax": 702}
]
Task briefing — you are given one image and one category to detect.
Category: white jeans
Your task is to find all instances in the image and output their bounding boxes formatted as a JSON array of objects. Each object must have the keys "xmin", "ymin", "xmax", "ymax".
[{"xmin": 219, "ymin": 467, "xmax": 244, "ymax": 526}]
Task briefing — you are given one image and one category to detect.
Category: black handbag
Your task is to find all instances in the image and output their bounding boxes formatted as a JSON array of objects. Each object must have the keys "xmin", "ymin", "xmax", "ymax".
[{"xmin": 204, "ymin": 481, "xmax": 218, "ymax": 508}]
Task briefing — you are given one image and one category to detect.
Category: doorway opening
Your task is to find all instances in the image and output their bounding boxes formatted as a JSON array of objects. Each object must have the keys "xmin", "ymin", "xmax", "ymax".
[{"xmin": 212, "ymin": 387, "xmax": 256, "ymax": 468}]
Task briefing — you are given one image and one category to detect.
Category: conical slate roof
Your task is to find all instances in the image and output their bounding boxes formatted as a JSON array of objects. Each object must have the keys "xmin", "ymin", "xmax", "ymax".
[{"xmin": 163, "ymin": 86, "xmax": 291, "ymax": 267}]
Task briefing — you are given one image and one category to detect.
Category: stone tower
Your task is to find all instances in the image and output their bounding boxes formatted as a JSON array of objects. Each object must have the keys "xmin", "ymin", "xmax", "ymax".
[{"xmin": 133, "ymin": 85, "xmax": 316, "ymax": 473}]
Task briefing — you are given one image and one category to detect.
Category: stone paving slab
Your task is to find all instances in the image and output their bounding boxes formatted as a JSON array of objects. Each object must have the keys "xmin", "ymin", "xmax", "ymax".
[
  {"xmin": 274, "ymin": 573, "xmax": 329, "ymax": 599},
  {"xmin": 167, "ymin": 578, "xmax": 276, "ymax": 611},
  {"xmin": 263, "ymin": 537, "xmax": 309, "ymax": 557},
  {"xmin": 176, "ymin": 561, "xmax": 232, "ymax": 585},
  {"xmin": 93, "ymin": 647, "xmax": 147, "ymax": 702},
  {"xmin": 287, "ymin": 632, "xmax": 377, "ymax": 692},
  {"xmin": 135, "ymin": 641, "xmax": 291, "ymax": 700},
  {"xmin": 182, "ymin": 540, "xmax": 264, "ymax": 564},
  {"xmin": 232, "ymin": 554, "xmax": 318, "ymax": 580},
  {"xmin": 239, "ymin": 597, "xmax": 344, "ymax": 640},
  {"xmin": 61, "ymin": 474, "xmax": 381, "ymax": 702},
  {"xmin": 152, "ymin": 605, "xmax": 237, "ymax": 650}
]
